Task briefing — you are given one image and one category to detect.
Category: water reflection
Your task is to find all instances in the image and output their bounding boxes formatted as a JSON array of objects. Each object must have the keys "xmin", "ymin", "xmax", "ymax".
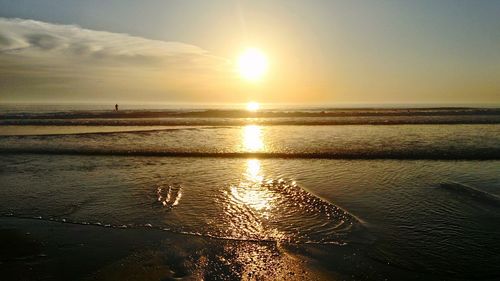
[
  {"xmin": 157, "ymin": 184, "xmax": 182, "ymax": 208},
  {"xmin": 231, "ymin": 159, "xmax": 272, "ymax": 212},
  {"xmin": 221, "ymin": 129, "xmax": 354, "ymax": 242},
  {"xmin": 242, "ymin": 125, "xmax": 264, "ymax": 152},
  {"xmin": 246, "ymin": 159, "xmax": 264, "ymax": 183}
]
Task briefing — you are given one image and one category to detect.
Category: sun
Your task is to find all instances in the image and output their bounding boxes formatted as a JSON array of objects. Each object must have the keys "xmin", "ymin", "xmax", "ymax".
[
  {"xmin": 246, "ymin": 102, "xmax": 260, "ymax": 112},
  {"xmin": 238, "ymin": 48, "xmax": 268, "ymax": 81}
]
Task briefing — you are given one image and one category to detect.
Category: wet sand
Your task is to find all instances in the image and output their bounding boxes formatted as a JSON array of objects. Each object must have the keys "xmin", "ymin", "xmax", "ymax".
[{"xmin": 0, "ymin": 217, "xmax": 338, "ymax": 281}]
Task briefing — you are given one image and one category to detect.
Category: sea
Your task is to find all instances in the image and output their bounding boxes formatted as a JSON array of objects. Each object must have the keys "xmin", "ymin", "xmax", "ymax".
[{"xmin": 1, "ymin": 104, "xmax": 499, "ymax": 280}]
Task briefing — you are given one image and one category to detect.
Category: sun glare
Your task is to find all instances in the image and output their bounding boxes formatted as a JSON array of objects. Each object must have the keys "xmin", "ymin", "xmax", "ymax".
[
  {"xmin": 246, "ymin": 102, "xmax": 260, "ymax": 112},
  {"xmin": 238, "ymin": 48, "xmax": 268, "ymax": 81},
  {"xmin": 243, "ymin": 125, "xmax": 264, "ymax": 152}
]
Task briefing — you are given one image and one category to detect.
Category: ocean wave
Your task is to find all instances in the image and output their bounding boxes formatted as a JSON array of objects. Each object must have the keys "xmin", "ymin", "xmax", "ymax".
[
  {"xmin": 1, "ymin": 147, "xmax": 499, "ymax": 159},
  {"xmin": 2, "ymin": 107, "xmax": 499, "ymax": 119},
  {"xmin": 440, "ymin": 181, "xmax": 500, "ymax": 206},
  {"xmin": 1, "ymin": 115, "xmax": 500, "ymax": 126},
  {"xmin": 1, "ymin": 108, "xmax": 500, "ymax": 126}
]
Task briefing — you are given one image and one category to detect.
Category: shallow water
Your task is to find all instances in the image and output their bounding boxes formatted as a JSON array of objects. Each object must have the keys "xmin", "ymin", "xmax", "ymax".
[
  {"xmin": 1, "ymin": 155, "xmax": 500, "ymax": 279},
  {"xmin": 1, "ymin": 106, "xmax": 500, "ymax": 279},
  {"xmin": 1, "ymin": 124, "xmax": 499, "ymax": 159}
]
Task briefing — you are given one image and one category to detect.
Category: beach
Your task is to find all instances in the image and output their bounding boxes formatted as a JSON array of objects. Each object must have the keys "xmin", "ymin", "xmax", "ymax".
[
  {"xmin": 2, "ymin": 1, "xmax": 500, "ymax": 279},
  {"xmin": 1, "ymin": 216, "xmax": 342, "ymax": 280},
  {"xmin": 1, "ymin": 107, "xmax": 500, "ymax": 280}
]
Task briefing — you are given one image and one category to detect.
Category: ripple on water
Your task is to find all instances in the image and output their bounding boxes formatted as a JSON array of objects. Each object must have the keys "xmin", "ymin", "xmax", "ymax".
[
  {"xmin": 213, "ymin": 177, "xmax": 359, "ymax": 244},
  {"xmin": 156, "ymin": 184, "xmax": 182, "ymax": 209}
]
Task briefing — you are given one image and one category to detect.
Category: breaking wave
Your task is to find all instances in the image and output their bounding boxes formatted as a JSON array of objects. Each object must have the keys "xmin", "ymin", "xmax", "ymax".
[{"xmin": 1, "ymin": 147, "xmax": 499, "ymax": 160}]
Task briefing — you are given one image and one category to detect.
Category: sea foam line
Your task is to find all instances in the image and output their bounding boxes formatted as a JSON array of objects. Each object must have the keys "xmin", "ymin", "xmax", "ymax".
[{"xmin": 0, "ymin": 213, "xmax": 347, "ymax": 245}]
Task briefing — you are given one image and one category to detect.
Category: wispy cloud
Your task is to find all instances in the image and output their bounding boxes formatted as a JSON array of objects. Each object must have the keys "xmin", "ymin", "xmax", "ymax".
[
  {"xmin": 0, "ymin": 18, "xmax": 226, "ymax": 66},
  {"xmin": 0, "ymin": 18, "xmax": 234, "ymax": 102}
]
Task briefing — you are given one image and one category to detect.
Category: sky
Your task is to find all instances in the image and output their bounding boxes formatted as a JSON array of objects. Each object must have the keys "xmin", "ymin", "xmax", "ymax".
[{"xmin": 0, "ymin": 0, "xmax": 499, "ymax": 105}]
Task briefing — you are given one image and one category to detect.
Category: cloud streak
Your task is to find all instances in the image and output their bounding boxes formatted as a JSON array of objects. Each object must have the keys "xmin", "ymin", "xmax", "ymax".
[
  {"xmin": 0, "ymin": 18, "xmax": 225, "ymax": 66},
  {"xmin": 0, "ymin": 18, "xmax": 234, "ymax": 102}
]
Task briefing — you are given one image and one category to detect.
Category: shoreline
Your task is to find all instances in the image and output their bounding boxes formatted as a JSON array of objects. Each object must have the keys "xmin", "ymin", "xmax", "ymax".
[{"xmin": 0, "ymin": 216, "xmax": 339, "ymax": 281}]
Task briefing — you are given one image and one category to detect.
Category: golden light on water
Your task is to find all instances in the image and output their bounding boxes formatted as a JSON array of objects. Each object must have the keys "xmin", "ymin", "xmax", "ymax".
[
  {"xmin": 231, "ymin": 159, "xmax": 270, "ymax": 211},
  {"xmin": 242, "ymin": 125, "xmax": 264, "ymax": 152},
  {"xmin": 237, "ymin": 48, "xmax": 268, "ymax": 81},
  {"xmin": 229, "ymin": 127, "xmax": 271, "ymax": 213},
  {"xmin": 246, "ymin": 159, "xmax": 264, "ymax": 183}
]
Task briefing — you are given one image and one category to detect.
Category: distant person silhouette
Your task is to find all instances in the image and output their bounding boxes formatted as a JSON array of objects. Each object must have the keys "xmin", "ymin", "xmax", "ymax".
[{"xmin": 115, "ymin": 104, "xmax": 119, "ymax": 111}]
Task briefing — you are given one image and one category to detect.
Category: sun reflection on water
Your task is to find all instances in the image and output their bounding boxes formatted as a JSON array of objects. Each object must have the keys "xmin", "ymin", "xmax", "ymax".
[
  {"xmin": 231, "ymin": 159, "xmax": 272, "ymax": 212},
  {"xmin": 242, "ymin": 125, "xmax": 264, "ymax": 152},
  {"xmin": 222, "ymin": 157, "xmax": 350, "ymax": 243},
  {"xmin": 223, "ymin": 130, "xmax": 287, "ymax": 240},
  {"xmin": 246, "ymin": 159, "xmax": 263, "ymax": 183}
]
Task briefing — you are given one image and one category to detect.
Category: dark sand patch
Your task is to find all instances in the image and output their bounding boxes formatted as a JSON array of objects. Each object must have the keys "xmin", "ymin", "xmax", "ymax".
[{"xmin": 0, "ymin": 217, "xmax": 338, "ymax": 281}]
